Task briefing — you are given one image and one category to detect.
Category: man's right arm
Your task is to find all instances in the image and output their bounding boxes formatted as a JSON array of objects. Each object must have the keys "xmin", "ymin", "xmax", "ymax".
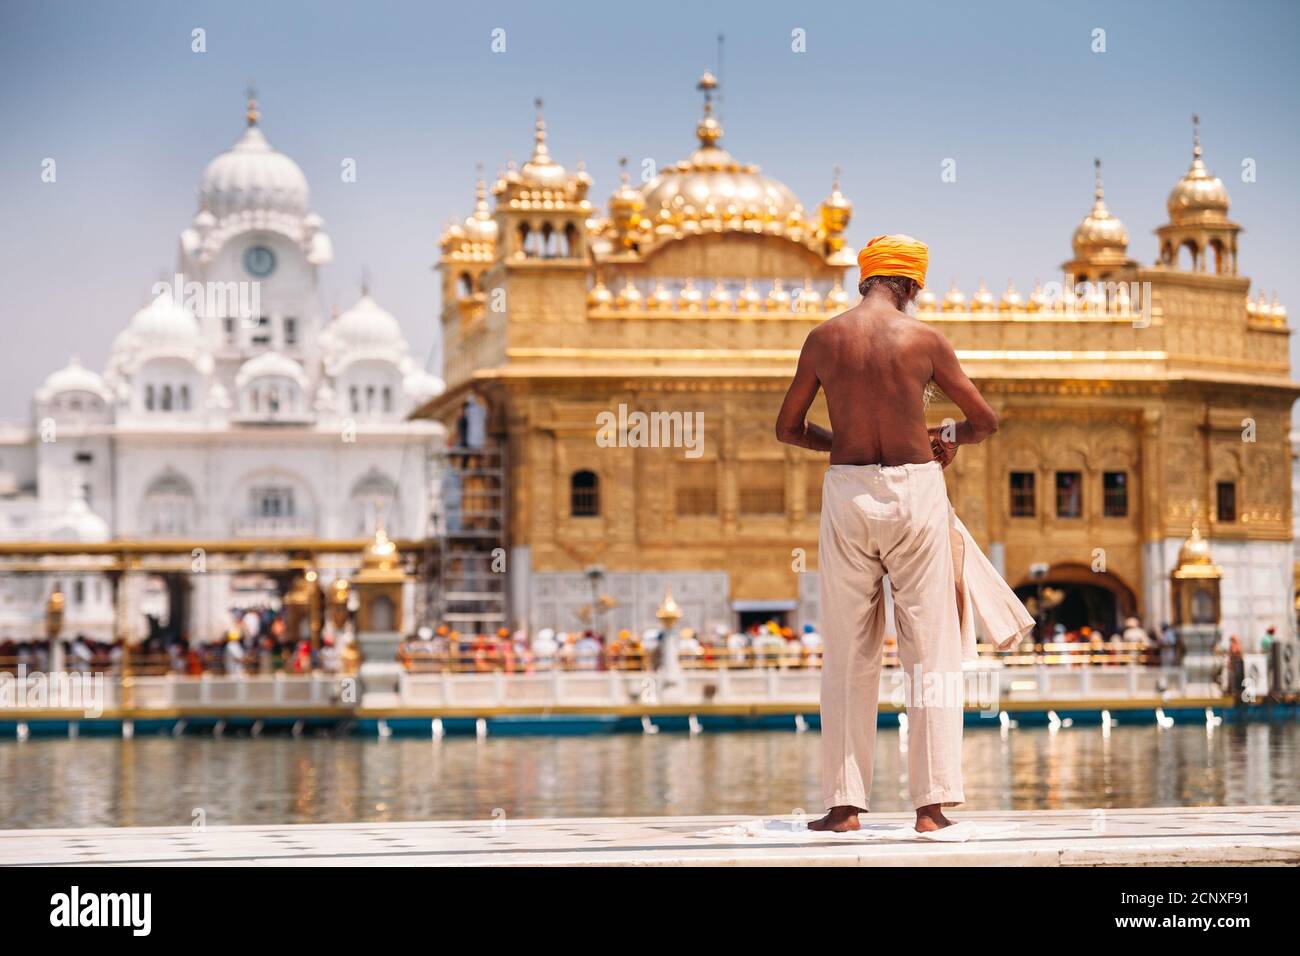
[{"xmin": 928, "ymin": 328, "xmax": 999, "ymax": 445}]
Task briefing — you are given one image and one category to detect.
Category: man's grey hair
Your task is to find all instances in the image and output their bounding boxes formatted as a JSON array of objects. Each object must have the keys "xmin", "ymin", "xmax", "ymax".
[{"xmin": 858, "ymin": 274, "xmax": 920, "ymax": 308}]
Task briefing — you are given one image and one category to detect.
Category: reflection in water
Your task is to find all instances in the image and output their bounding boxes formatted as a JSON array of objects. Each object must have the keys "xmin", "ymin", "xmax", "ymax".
[{"xmin": 0, "ymin": 723, "xmax": 1295, "ymax": 829}]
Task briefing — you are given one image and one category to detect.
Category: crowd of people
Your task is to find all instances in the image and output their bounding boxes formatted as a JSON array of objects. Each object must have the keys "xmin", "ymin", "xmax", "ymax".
[
  {"xmin": 0, "ymin": 616, "xmax": 1282, "ymax": 681},
  {"xmin": 397, "ymin": 621, "xmax": 825, "ymax": 673}
]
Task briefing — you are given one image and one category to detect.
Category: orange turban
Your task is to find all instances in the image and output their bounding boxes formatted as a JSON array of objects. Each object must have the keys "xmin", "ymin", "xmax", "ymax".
[{"xmin": 857, "ymin": 234, "xmax": 929, "ymax": 290}]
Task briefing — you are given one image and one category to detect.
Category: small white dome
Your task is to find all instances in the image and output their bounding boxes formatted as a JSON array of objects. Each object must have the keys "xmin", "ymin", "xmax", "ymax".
[
  {"xmin": 48, "ymin": 487, "xmax": 110, "ymax": 543},
  {"xmin": 200, "ymin": 123, "xmax": 310, "ymax": 219},
  {"xmin": 38, "ymin": 356, "xmax": 111, "ymax": 402},
  {"xmin": 128, "ymin": 289, "xmax": 201, "ymax": 346},
  {"xmin": 235, "ymin": 351, "xmax": 308, "ymax": 388},
  {"xmin": 403, "ymin": 367, "xmax": 446, "ymax": 402},
  {"xmin": 330, "ymin": 293, "xmax": 405, "ymax": 349}
]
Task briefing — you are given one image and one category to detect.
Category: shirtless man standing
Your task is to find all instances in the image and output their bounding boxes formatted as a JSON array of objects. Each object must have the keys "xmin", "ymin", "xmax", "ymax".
[{"xmin": 775, "ymin": 234, "xmax": 999, "ymax": 833}]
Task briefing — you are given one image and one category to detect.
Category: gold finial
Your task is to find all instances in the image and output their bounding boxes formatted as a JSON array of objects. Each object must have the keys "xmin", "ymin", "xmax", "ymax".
[
  {"xmin": 832, "ymin": 163, "xmax": 842, "ymax": 192},
  {"xmin": 360, "ymin": 267, "xmax": 371, "ymax": 297},
  {"xmin": 531, "ymin": 96, "xmax": 550, "ymax": 161},
  {"xmin": 656, "ymin": 586, "xmax": 683, "ymax": 628},
  {"xmin": 1093, "ymin": 157, "xmax": 1103, "ymax": 200},
  {"xmin": 1192, "ymin": 113, "xmax": 1201, "ymax": 158},
  {"xmin": 695, "ymin": 71, "xmax": 723, "ymax": 146},
  {"xmin": 472, "ymin": 161, "xmax": 490, "ymax": 218},
  {"xmin": 619, "ymin": 155, "xmax": 630, "ymax": 186},
  {"xmin": 245, "ymin": 84, "xmax": 259, "ymax": 127}
]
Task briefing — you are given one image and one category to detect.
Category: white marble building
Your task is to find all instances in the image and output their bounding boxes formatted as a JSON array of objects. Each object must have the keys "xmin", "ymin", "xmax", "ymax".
[{"xmin": 0, "ymin": 97, "xmax": 444, "ymax": 642}]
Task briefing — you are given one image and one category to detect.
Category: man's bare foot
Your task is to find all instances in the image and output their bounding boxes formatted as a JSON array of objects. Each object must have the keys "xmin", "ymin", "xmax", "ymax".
[
  {"xmin": 914, "ymin": 804, "xmax": 954, "ymax": 832},
  {"xmin": 808, "ymin": 806, "xmax": 864, "ymax": 832}
]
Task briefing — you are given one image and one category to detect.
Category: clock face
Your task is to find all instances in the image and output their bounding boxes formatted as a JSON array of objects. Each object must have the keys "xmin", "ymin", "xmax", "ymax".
[{"xmin": 243, "ymin": 244, "xmax": 277, "ymax": 278}]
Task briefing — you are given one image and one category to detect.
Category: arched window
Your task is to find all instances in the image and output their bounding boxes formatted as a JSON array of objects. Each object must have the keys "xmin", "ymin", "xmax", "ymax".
[
  {"xmin": 564, "ymin": 223, "xmax": 578, "ymax": 258},
  {"xmin": 457, "ymin": 272, "xmax": 473, "ymax": 298},
  {"xmin": 382, "ymin": 386, "xmax": 393, "ymax": 413},
  {"xmin": 571, "ymin": 470, "xmax": 599, "ymax": 517},
  {"xmin": 145, "ymin": 384, "xmax": 155, "ymax": 411},
  {"xmin": 179, "ymin": 384, "xmax": 190, "ymax": 411}
]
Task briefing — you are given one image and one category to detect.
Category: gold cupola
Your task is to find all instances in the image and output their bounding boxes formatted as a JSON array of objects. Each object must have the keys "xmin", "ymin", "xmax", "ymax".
[
  {"xmin": 587, "ymin": 274, "xmax": 614, "ymax": 308},
  {"xmin": 608, "ymin": 156, "xmax": 644, "ymax": 248},
  {"xmin": 616, "ymin": 277, "xmax": 643, "ymax": 309},
  {"xmin": 1064, "ymin": 159, "xmax": 1134, "ymax": 281},
  {"xmin": 637, "ymin": 73, "xmax": 809, "ymax": 249},
  {"xmin": 1174, "ymin": 521, "xmax": 1222, "ymax": 580},
  {"xmin": 971, "ymin": 277, "xmax": 995, "ymax": 312},
  {"xmin": 817, "ymin": 165, "xmax": 854, "ymax": 265},
  {"xmin": 999, "ymin": 280, "xmax": 1023, "ymax": 311},
  {"xmin": 941, "ymin": 280, "xmax": 966, "ymax": 312},
  {"xmin": 1072, "ymin": 160, "xmax": 1129, "ymax": 256},
  {"xmin": 1166, "ymin": 116, "xmax": 1230, "ymax": 224},
  {"xmin": 463, "ymin": 164, "xmax": 499, "ymax": 245},
  {"xmin": 1157, "ymin": 116, "xmax": 1240, "ymax": 275}
]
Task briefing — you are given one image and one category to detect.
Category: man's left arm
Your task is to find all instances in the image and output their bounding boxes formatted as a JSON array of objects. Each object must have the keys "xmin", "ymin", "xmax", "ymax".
[{"xmin": 775, "ymin": 338, "xmax": 833, "ymax": 452}]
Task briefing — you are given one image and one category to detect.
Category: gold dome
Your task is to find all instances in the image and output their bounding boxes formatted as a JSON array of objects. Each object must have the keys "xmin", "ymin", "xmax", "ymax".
[
  {"xmin": 766, "ymin": 278, "xmax": 791, "ymax": 311},
  {"xmin": 1271, "ymin": 292, "xmax": 1287, "ymax": 324},
  {"xmin": 616, "ymin": 277, "xmax": 643, "ymax": 309},
  {"xmin": 915, "ymin": 287, "xmax": 938, "ymax": 312},
  {"xmin": 825, "ymin": 280, "xmax": 850, "ymax": 310},
  {"xmin": 355, "ymin": 524, "xmax": 404, "ymax": 585},
  {"xmin": 587, "ymin": 276, "xmax": 613, "ymax": 308},
  {"xmin": 1027, "ymin": 280, "xmax": 1048, "ymax": 312},
  {"xmin": 707, "ymin": 279, "xmax": 733, "ymax": 312},
  {"xmin": 999, "ymin": 280, "xmax": 1023, "ymax": 311},
  {"xmin": 1174, "ymin": 521, "xmax": 1222, "ymax": 579},
  {"xmin": 971, "ymin": 277, "xmax": 995, "ymax": 312},
  {"xmin": 462, "ymin": 164, "xmax": 499, "ymax": 244},
  {"xmin": 1167, "ymin": 115, "xmax": 1230, "ymax": 223},
  {"xmin": 495, "ymin": 99, "xmax": 591, "ymax": 209},
  {"xmin": 817, "ymin": 165, "xmax": 853, "ymax": 263},
  {"xmin": 737, "ymin": 278, "xmax": 762, "ymax": 312},
  {"xmin": 797, "ymin": 279, "xmax": 822, "ymax": 312},
  {"xmin": 647, "ymin": 280, "xmax": 673, "ymax": 310},
  {"xmin": 640, "ymin": 73, "xmax": 806, "ymax": 237},
  {"xmin": 677, "ymin": 278, "xmax": 703, "ymax": 311},
  {"xmin": 1073, "ymin": 159, "xmax": 1129, "ymax": 257},
  {"xmin": 941, "ymin": 280, "xmax": 966, "ymax": 312},
  {"xmin": 608, "ymin": 156, "xmax": 643, "ymax": 243}
]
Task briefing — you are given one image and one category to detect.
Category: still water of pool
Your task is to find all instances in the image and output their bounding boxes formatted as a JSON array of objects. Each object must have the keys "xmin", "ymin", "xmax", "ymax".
[{"xmin": 0, "ymin": 723, "xmax": 1295, "ymax": 828}]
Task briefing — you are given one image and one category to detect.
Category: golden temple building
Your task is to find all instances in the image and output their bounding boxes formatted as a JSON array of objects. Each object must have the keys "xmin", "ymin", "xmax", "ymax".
[{"xmin": 419, "ymin": 78, "xmax": 1297, "ymax": 646}]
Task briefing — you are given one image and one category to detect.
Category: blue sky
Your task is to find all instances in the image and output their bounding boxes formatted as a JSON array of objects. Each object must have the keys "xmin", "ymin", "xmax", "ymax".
[{"xmin": 1, "ymin": 0, "xmax": 1298, "ymax": 413}]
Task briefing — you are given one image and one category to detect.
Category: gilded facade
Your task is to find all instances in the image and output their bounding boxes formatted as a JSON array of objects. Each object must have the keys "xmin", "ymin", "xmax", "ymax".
[{"xmin": 421, "ymin": 80, "xmax": 1296, "ymax": 647}]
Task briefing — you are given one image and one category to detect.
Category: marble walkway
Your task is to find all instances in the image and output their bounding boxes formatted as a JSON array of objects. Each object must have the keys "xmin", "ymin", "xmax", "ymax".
[{"xmin": 2, "ymin": 806, "xmax": 1297, "ymax": 866}]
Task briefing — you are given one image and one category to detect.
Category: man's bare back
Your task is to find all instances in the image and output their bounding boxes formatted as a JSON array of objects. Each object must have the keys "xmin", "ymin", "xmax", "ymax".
[{"xmin": 775, "ymin": 288, "xmax": 999, "ymax": 465}]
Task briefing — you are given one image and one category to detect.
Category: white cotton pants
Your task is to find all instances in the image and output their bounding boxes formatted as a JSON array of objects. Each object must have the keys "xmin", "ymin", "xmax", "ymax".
[{"xmin": 818, "ymin": 460, "xmax": 965, "ymax": 811}]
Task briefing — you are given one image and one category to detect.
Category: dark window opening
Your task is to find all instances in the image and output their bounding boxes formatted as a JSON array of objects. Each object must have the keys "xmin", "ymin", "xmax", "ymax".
[
  {"xmin": 571, "ymin": 470, "xmax": 599, "ymax": 517},
  {"xmin": 1009, "ymin": 471, "xmax": 1035, "ymax": 517},
  {"xmin": 1103, "ymin": 471, "xmax": 1128, "ymax": 517},
  {"xmin": 1055, "ymin": 471, "xmax": 1082, "ymax": 518},
  {"xmin": 1216, "ymin": 481, "xmax": 1237, "ymax": 523}
]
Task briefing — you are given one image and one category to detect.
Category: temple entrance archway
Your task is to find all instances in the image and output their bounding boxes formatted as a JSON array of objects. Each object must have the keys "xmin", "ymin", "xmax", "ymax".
[{"xmin": 1013, "ymin": 563, "xmax": 1138, "ymax": 639}]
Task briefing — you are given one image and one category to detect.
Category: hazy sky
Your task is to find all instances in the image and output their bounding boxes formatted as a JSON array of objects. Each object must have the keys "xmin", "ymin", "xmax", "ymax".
[{"xmin": 1, "ymin": 0, "xmax": 1297, "ymax": 415}]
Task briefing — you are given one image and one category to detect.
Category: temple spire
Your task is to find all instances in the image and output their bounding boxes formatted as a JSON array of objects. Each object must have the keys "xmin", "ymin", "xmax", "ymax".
[{"xmin": 245, "ymin": 84, "xmax": 259, "ymax": 127}]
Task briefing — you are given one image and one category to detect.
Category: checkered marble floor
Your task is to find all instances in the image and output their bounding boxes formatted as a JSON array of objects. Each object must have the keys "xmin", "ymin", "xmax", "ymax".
[{"xmin": 2, "ymin": 807, "xmax": 1297, "ymax": 866}]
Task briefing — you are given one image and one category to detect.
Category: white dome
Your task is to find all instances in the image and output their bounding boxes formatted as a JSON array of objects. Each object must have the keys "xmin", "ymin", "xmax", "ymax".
[
  {"xmin": 48, "ymin": 488, "xmax": 110, "ymax": 543},
  {"xmin": 38, "ymin": 356, "xmax": 111, "ymax": 402},
  {"xmin": 200, "ymin": 123, "xmax": 310, "ymax": 219},
  {"xmin": 330, "ymin": 293, "xmax": 405, "ymax": 350},
  {"xmin": 128, "ymin": 289, "xmax": 201, "ymax": 346},
  {"xmin": 403, "ymin": 367, "xmax": 446, "ymax": 402},
  {"xmin": 235, "ymin": 351, "xmax": 308, "ymax": 388}
]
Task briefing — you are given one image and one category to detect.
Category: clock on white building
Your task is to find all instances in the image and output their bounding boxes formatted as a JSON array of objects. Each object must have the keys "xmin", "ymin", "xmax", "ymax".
[{"xmin": 243, "ymin": 244, "xmax": 277, "ymax": 278}]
